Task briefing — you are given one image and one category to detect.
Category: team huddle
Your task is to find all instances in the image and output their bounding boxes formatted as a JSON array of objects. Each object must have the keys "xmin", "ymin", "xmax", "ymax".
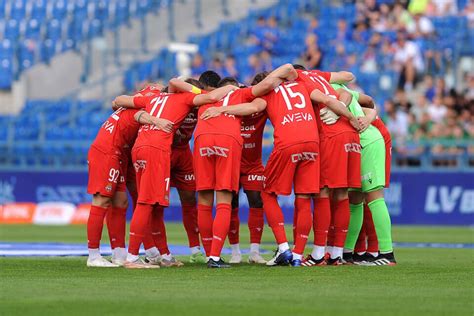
[{"xmin": 85, "ymin": 63, "xmax": 397, "ymax": 269}]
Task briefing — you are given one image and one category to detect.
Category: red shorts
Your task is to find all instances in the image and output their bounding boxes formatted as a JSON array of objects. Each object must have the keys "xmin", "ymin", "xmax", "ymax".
[
  {"xmin": 132, "ymin": 145, "xmax": 171, "ymax": 206},
  {"xmin": 240, "ymin": 163, "xmax": 265, "ymax": 191},
  {"xmin": 170, "ymin": 145, "xmax": 196, "ymax": 191},
  {"xmin": 194, "ymin": 134, "xmax": 242, "ymax": 192},
  {"xmin": 320, "ymin": 132, "xmax": 361, "ymax": 189},
  {"xmin": 87, "ymin": 146, "xmax": 126, "ymax": 197},
  {"xmin": 263, "ymin": 142, "xmax": 320, "ymax": 195},
  {"xmin": 384, "ymin": 138, "xmax": 392, "ymax": 188}
]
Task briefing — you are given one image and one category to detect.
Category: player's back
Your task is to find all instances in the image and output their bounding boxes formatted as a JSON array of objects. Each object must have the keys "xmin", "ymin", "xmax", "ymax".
[
  {"xmin": 262, "ymin": 81, "xmax": 319, "ymax": 148},
  {"xmin": 296, "ymin": 69, "xmax": 355, "ymax": 138},
  {"xmin": 92, "ymin": 107, "xmax": 140, "ymax": 156},
  {"xmin": 134, "ymin": 92, "xmax": 196, "ymax": 150},
  {"xmin": 195, "ymin": 87, "xmax": 255, "ymax": 145},
  {"xmin": 241, "ymin": 111, "xmax": 267, "ymax": 167}
]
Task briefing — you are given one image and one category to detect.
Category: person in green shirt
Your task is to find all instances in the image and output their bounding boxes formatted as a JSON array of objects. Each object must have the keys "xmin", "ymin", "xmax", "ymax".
[{"xmin": 325, "ymin": 83, "xmax": 396, "ymax": 266}]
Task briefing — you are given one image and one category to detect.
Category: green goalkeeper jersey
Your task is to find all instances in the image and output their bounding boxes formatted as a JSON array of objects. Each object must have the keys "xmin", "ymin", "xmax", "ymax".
[{"xmin": 331, "ymin": 83, "xmax": 383, "ymax": 148}]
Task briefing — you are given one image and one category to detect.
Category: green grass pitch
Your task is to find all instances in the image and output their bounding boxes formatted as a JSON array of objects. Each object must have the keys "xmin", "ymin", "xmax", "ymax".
[{"xmin": 1, "ymin": 224, "xmax": 473, "ymax": 315}]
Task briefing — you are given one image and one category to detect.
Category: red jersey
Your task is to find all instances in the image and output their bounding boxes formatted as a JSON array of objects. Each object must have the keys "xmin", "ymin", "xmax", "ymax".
[
  {"xmin": 195, "ymin": 87, "xmax": 255, "ymax": 145},
  {"xmin": 296, "ymin": 69, "xmax": 355, "ymax": 138},
  {"xmin": 133, "ymin": 92, "xmax": 197, "ymax": 151},
  {"xmin": 91, "ymin": 107, "xmax": 140, "ymax": 156},
  {"xmin": 172, "ymin": 108, "xmax": 198, "ymax": 148},
  {"xmin": 241, "ymin": 111, "xmax": 267, "ymax": 166},
  {"xmin": 372, "ymin": 117, "xmax": 391, "ymax": 141},
  {"xmin": 261, "ymin": 81, "xmax": 319, "ymax": 149}
]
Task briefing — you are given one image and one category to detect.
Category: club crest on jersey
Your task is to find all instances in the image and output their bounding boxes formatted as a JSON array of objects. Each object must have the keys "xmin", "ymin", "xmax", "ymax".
[
  {"xmin": 344, "ymin": 143, "xmax": 362, "ymax": 153},
  {"xmin": 291, "ymin": 152, "xmax": 318, "ymax": 163},
  {"xmin": 133, "ymin": 160, "xmax": 147, "ymax": 172},
  {"xmin": 199, "ymin": 146, "xmax": 229, "ymax": 158},
  {"xmin": 105, "ymin": 183, "xmax": 113, "ymax": 193},
  {"xmin": 281, "ymin": 112, "xmax": 313, "ymax": 125}
]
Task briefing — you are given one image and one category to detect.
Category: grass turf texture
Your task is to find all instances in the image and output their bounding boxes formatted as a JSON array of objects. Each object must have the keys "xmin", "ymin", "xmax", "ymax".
[{"xmin": 1, "ymin": 224, "xmax": 473, "ymax": 315}]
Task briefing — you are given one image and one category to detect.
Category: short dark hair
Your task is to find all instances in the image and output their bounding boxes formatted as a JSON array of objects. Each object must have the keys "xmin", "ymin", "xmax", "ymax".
[
  {"xmin": 251, "ymin": 71, "xmax": 269, "ymax": 85},
  {"xmin": 292, "ymin": 64, "xmax": 306, "ymax": 70},
  {"xmin": 217, "ymin": 77, "xmax": 239, "ymax": 88},
  {"xmin": 161, "ymin": 86, "xmax": 169, "ymax": 93},
  {"xmin": 199, "ymin": 70, "xmax": 221, "ymax": 89},
  {"xmin": 185, "ymin": 78, "xmax": 204, "ymax": 89}
]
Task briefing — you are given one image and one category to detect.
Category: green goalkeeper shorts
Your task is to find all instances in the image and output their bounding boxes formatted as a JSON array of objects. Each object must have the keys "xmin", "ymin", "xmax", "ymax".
[{"xmin": 351, "ymin": 138, "xmax": 386, "ymax": 193}]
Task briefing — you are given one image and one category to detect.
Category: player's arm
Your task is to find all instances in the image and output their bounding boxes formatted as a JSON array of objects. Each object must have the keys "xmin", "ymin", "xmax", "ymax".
[
  {"xmin": 358, "ymin": 93, "xmax": 376, "ymax": 109},
  {"xmin": 335, "ymin": 88, "xmax": 352, "ymax": 106},
  {"xmin": 329, "ymin": 71, "xmax": 355, "ymax": 83},
  {"xmin": 200, "ymin": 98, "xmax": 267, "ymax": 120},
  {"xmin": 193, "ymin": 85, "xmax": 237, "ymax": 106},
  {"xmin": 168, "ymin": 78, "xmax": 202, "ymax": 94},
  {"xmin": 251, "ymin": 64, "xmax": 298, "ymax": 97},
  {"xmin": 134, "ymin": 110, "xmax": 174, "ymax": 133},
  {"xmin": 357, "ymin": 107, "xmax": 377, "ymax": 132},
  {"xmin": 310, "ymin": 89, "xmax": 361, "ymax": 131},
  {"xmin": 113, "ymin": 95, "xmax": 136, "ymax": 109}
]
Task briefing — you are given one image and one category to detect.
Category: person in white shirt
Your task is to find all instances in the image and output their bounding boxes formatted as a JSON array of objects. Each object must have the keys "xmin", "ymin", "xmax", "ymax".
[{"xmin": 393, "ymin": 32, "xmax": 425, "ymax": 91}]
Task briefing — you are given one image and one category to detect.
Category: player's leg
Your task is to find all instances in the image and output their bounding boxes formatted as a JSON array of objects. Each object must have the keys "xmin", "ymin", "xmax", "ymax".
[
  {"xmin": 245, "ymin": 189, "xmax": 266, "ymax": 264},
  {"xmin": 107, "ymin": 190, "xmax": 129, "ymax": 265},
  {"xmin": 327, "ymin": 187, "xmax": 350, "ymax": 265},
  {"xmin": 228, "ymin": 193, "xmax": 241, "ymax": 263},
  {"xmin": 177, "ymin": 189, "xmax": 205, "ymax": 263},
  {"xmin": 86, "ymin": 148, "xmax": 122, "ymax": 267},
  {"xmin": 261, "ymin": 147, "xmax": 295, "ymax": 266},
  {"xmin": 197, "ymin": 190, "xmax": 214, "ymax": 258},
  {"xmin": 364, "ymin": 203, "xmax": 379, "ymax": 258},
  {"xmin": 366, "ymin": 188, "xmax": 396, "ymax": 265},
  {"xmin": 292, "ymin": 193, "xmax": 312, "ymax": 266},
  {"xmin": 207, "ymin": 190, "xmax": 233, "ymax": 268},
  {"xmin": 309, "ymin": 187, "xmax": 331, "ymax": 266},
  {"xmin": 343, "ymin": 190, "xmax": 364, "ymax": 263}
]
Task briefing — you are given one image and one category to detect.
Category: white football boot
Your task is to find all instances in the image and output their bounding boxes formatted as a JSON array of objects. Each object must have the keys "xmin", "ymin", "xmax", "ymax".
[
  {"xmin": 229, "ymin": 253, "xmax": 242, "ymax": 264},
  {"xmin": 248, "ymin": 252, "xmax": 267, "ymax": 264},
  {"xmin": 87, "ymin": 256, "xmax": 120, "ymax": 268}
]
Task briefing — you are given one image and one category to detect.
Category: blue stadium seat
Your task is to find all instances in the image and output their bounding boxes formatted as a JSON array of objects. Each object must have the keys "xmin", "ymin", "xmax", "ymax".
[
  {"xmin": 10, "ymin": 1, "xmax": 26, "ymax": 20},
  {"xmin": 46, "ymin": 19, "xmax": 63, "ymax": 41},
  {"xmin": 19, "ymin": 40, "xmax": 36, "ymax": 71},
  {"xmin": 51, "ymin": 0, "xmax": 68, "ymax": 20},
  {"xmin": 0, "ymin": 57, "xmax": 13, "ymax": 89},
  {"xmin": 31, "ymin": 0, "xmax": 47, "ymax": 20},
  {"xmin": 4, "ymin": 19, "xmax": 20, "ymax": 40},
  {"xmin": 25, "ymin": 19, "xmax": 42, "ymax": 40}
]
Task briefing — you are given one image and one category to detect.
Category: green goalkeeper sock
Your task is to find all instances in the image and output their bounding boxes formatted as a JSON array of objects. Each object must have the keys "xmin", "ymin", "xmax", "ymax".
[
  {"xmin": 344, "ymin": 202, "xmax": 364, "ymax": 251},
  {"xmin": 368, "ymin": 198, "xmax": 393, "ymax": 253}
]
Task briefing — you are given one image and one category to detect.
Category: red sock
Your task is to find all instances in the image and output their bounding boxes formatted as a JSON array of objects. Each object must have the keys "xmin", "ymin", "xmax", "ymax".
[
  {"xmin": 327, "ymin": 198, "xmax": 337, "ymax": 247},
  {"xmin": 333, "ymin": 198, "xmax": 350, "ymax": 248},
  {"xmin": 292, "ymin": 204, "xmax": 298, "ymax": 243},
  {"xmin": 293, "ymin": 198, "xmax": 312, "ymax": 255},
  {"xmin": 313, "ymin": 197, "xmax": 331, "ymax": 247},
  {"xmin": 128, "ymin": 203, "xmax": 152, "ymax": 255},
  {"xmin": 106, "ymin": 207, "xmax": 127, "ymax": 249},
  {"xmin": 364, "ymin": 203, "xmax": 379, "ymax": 253},
  {"xmin": 151, "ymin": 206, "xmax": 170, "ymax": 255},
  {"xmin": 228, "ymin": 207, "xmax": 240, "ymax": 245},
  {"xmin": 261, "ymin": 192, "xmax": 287, "ymax": 245},
  {"xmin": 182, "ymin": 203, "xmax": 200, "ymax": 248},
  {"xmin": 354, "ymin": 222, "xmax": 367, "ymax": 253},
  {"xmin": 197, "ymin": 204, "xmax": 213, "ymax": 256},
  {"xmin": 210, "ymin": 203, "xmax": 232, "ymax": 258},
  {"xmin": 248, "ymin": 207, "xmax": 264, "ymax": 244},
  {"xmin": 87, "ymin": 205, "xmax": 108, "ymax": 249}
]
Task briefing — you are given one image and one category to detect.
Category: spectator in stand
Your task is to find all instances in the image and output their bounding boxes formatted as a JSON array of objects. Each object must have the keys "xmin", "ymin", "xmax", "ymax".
[
  {"xmin": 191, "ymin": 53, "xmax": 207, "ymax": 77},
  {"xmin": 209, "ymin": 57, "xmax": 225, "ymax": 75},
  {"xmin": 249, "ymin": 16, "xmax": 279, "ymax": 51},
  {"xmin": 393, "ymin": 31, "xmax": 424, "ymax": 91},
  {"xmin": 308, "ymin": 17, "xmax": 321, "ymax": 37},
  {"xmin": 245, "ymin": 53, "xmax": 263, "ymax": 83},
  {"xmin": 463, "ymin": 0, "xmax": 474, "ymax": 27},
  {"xmin": 411, "ymin": 94, "xmax": 430, "ymax": 121},
  {"xmin": 221, "ymin": 55, "xmax": 239, "ymax": 79},
  {"xmin": 352, "ymin": 20, "xmax": 371, "ymax": 43},
  {"xmin": 260, "ymin": 50, "xmax": 273, "ymax": 72},
  {"xmin": 301, "ymin": 33, "xmax": 323, "ymax": 69},
  {"xmin": 427, "ymin": 0, "xmax": 458, "ymax": 16},
  {"xmin": 427, "ymin": 95, "xmax": 447, "ymax": 123},
  {"xmin": 406, "ymin": 12, "xmax": 435, "ymax": 39},
  {"xmin": 392, "ymin": 2, "xmax": 412, "ymax": 30},
  {"xmin": 333, "ymin": 19, "xmax": 352, "ymax": 45},
  {"xmin": 384, "ymin": 99, "xmax": 409, "ymax": 142}
]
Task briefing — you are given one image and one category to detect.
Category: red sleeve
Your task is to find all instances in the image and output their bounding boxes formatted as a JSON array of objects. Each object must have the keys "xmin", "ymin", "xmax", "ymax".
[
  {"xmin": 315, "ymin": 70, "xmax": 331, "ymax": 82},
  {"xmin": 179, "ymin": 92, "xmax": 197, "ymax": 107},
  {"xmin": 239, "ymin": 87, "xmax": 256, "ymax": 103},
  {"xmin": 133, "ymin": 96, "xmax": 148, "ymax": 109}
]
